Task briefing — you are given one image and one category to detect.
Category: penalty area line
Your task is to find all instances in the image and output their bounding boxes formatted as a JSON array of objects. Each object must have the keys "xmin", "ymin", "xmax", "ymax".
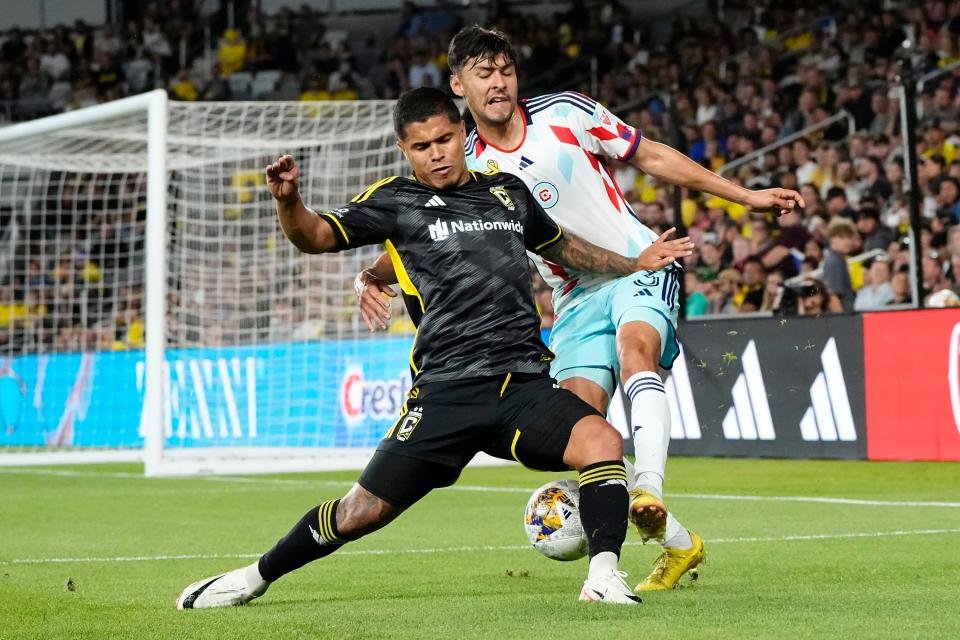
[{"xmin": 4, "ymin": 528, "xmax": 960, "ymax": 566}]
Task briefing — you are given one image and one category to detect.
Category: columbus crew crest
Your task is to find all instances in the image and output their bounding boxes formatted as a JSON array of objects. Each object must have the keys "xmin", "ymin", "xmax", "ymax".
[{"xmin": 489, "ymin": 186, "xmax": 516, "ymax": 211}]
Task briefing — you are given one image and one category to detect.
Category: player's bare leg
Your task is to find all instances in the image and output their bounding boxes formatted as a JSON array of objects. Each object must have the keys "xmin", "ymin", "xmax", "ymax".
[
  {"xmin": 617, "ymin": 320, "xmax": 704, "ymax": 590},
  {"xmin": 177, "ymin": 485, "xmax": 403, "ymax": 609}
]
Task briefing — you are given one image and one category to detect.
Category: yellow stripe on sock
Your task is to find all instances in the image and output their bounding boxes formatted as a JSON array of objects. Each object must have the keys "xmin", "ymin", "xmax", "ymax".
[
  {"xmin": 319, "ymin": 501, "xmax": 342, "ymax": 544},
  {"xmin": 578, "ymin": 471, "xmax": 628, "ymax": 487},
  {"xmin": 578, "ymin": 464, "xmax": 626, "ymax": 483}
]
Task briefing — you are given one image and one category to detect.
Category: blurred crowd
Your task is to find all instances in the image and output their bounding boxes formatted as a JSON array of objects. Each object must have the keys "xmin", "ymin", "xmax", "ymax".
[{"xmin": 4, "ymin": 1, "xmax": 960, "ymax": 352}]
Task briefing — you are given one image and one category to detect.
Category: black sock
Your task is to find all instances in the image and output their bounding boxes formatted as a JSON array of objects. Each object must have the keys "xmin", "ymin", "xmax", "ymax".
[
  {"xmin": 257, "ymin": 499, "xmax": 351, "ymax": 582},
  {"xmin": 577, "ymin": 460, "xmax": 628, "ymax": 558}
]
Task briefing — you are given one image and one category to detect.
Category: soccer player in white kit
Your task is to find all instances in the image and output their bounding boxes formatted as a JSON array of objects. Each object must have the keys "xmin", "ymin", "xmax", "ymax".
[{"xmin": 358, "ymin": 27, "xmax": 804, "ymax": 591}]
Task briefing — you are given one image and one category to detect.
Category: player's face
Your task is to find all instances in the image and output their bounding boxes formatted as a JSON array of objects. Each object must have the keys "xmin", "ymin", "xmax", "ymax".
[
  {"xmin": 398, "ymin": 115, "xmax": 469, "ymax": 190},
  {"xmin": 450, "ymin": 54, "xmax": 518, "ymax": 127}
]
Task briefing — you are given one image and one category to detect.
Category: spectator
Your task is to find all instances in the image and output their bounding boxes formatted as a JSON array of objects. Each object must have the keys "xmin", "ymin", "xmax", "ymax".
[
  {"xmin": 854, "ymin": 256, "xmax": 895, "ymax": 311},
  {"xmin": 737, "ymin": 256, "xmax": 767, "ymax": 312},
  {"xmin": 857, "ymin": 205, "xmax": 894, "ymax": 252},
  {"xmin": 170, "ymin": 69, "xmax": 198, "ymax": 101},
  {"xmin": 795, "ymin": 278, "xmax": 833, "ymax": 316},
  {"xmin": 218, "ymin": 29, "xmax": 247, "ymax": 77},
  {"xmin": 408, "ymin": 49, "xmax": 441, "ymax": 89},
  {"xmin": 822, "ymin": 217, "xmax": 859, "ymax": 312},
  {"xmin": 890, "ymin": 268, "xmax": 912, "ymax": 305}
]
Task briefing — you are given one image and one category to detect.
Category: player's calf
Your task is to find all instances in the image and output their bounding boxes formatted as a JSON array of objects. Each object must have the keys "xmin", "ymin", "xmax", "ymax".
[
  {"xmin": 562, "ymin": 416, "xmax": 639, "ymax": 604},
  {"xmin": 178, "ymin": 484, "xmax": 402, "ymax": 609}
]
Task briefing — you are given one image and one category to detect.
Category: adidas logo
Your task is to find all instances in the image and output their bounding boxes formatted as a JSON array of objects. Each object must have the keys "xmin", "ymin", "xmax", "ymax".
[
  {"xmin": 799, "ymin": 338, "xmax": 857, "ymax": 442},
  {"xmin": 428, "ymin": 219, "xmax": 450, "ymax": 241},
  {"xmin": 720, "ymin": 340, "xmax": 776, "ymax": 440},
  {"xmin": 424, "ymin": 195, "xmax": 446, "ymax": 207},
  {"xmin": 519, "ymin": 155, "xmax": 534, "ymax": 169},
  {"xmin": 665, "ymin": 346, "xmax": 701, "ymax": 439}
]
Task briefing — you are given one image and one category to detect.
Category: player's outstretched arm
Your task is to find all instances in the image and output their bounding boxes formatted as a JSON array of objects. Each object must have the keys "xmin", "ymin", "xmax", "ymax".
[
  {"xmin": 540, "ymin": 227, "xmax": 693, "ymax": 275},
  {"xmin": 355, "ymin": 253, "xmax": 398, "ymax": 332},
  {"xmin": 631, "ymin": 138, "xmax": 806, "ymax": 216},
  {"xmin": 266, "ymin": 154, "xmax": 339, "ymax": 254}
]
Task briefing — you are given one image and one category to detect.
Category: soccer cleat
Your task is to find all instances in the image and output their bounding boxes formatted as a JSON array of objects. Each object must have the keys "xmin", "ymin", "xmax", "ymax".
[
  {"xmin": 176, "ymin": 566, "xmax": 269, "ymax": 609},
  {"xmin": 579, "ymin": 570, "xmax": 642, "ymax": 605},
  {"xmin": 628, "ymin": 488, "xmax": 668, "ymax": 542},
  {"xmin": 636, "ymin": 530, "xmax": 706, "ymax": 592}
]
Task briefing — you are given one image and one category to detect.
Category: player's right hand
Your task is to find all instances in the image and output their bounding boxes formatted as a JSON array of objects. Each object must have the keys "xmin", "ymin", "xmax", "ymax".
[
  {"xmin": 356, "ymin": 270, "xmax": 397, "ymax": 332},
  {"xmin": 265, "ymin": 154, "xmax": 300, "ymax": 204},
  {"xmin": 635, "ymin": 227, "xmax": 694, "ymax": 271}
]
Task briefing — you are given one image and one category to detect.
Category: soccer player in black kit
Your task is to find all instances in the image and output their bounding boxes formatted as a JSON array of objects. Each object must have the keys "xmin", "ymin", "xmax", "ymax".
[{"xmin": 176, "ymin": 88, "xmax": 692, "ymax": 609}]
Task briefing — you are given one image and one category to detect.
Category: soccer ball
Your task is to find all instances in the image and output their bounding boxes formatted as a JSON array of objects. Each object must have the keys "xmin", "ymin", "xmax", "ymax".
[{"xmin": 523, "ymin": 479, "xmax": 588, "ymax": 561}]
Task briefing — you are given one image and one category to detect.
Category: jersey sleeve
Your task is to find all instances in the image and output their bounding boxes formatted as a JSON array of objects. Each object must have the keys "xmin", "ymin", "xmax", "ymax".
[
  {"xmin": 565, "ymin": 92, "xmax": 642, "ymax": 162},
  {"xmin": 321, "ymin": 177, "xmax": 399, "ymax": 251},
  {"xmin": 515, "ymin": 178, "xmax": 564, "ymax": 255}
]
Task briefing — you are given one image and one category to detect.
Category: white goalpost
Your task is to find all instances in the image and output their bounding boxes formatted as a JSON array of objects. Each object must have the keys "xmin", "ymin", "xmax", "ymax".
[{"xmin": 0, "ymin": 91, "xmax": 419, "ymax": 476}]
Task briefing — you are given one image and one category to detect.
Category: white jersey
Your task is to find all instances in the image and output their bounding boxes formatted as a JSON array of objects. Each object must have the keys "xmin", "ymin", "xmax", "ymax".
[{"xmin": 464, "ymin": 91, "xmax": 659, "ymax": 315}]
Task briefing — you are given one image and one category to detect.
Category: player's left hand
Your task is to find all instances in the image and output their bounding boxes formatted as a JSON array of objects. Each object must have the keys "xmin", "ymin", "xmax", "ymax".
[
  {"xmin": 634, "ymin": 227, "xmax": 694, "ymax": 272},
  {"xmin": 356, "ymin": 270, "xmax": 396, "ymax": 332},
  {"xmin": 745, "ymin": 188, "xmax": 806, "ymax": 216}
]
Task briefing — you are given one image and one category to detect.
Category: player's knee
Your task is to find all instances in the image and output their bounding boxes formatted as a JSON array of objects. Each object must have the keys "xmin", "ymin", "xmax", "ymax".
[
  {"xmin": 336, "ymin": 484, "xmax": 403, "ymax": 537},
  {"xmin": 616, "ymin": 323, "xmax": 661, "ymax": 382},
  {"xmin": 564, "ymin": 417, "xmax": 623, "ymax": 468}
]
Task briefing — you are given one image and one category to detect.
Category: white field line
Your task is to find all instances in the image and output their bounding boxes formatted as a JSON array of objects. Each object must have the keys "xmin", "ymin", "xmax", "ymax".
[
  {"xmin": 3, "ymin": 528, "xmax": 960, "ymax": 567},
  {"xmin": 2, "ymin": 468, "xmax": 960, "ymax": 508}
]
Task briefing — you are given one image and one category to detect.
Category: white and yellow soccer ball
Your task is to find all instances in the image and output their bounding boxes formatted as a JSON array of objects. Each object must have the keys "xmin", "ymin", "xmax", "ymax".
[{"xmin": 523, "ymin": 479, "xmax": 588, "ymax": 561}]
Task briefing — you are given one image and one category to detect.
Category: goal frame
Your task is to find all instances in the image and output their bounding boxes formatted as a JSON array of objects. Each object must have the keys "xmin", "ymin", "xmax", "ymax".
[{"xmin": 0, "ymin": 90, "xmax": 168, "ymax": 471}]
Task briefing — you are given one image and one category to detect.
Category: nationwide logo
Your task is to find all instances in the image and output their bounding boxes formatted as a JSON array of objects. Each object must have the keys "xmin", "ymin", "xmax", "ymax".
[
  {"xmin": 427, "ymin": 217, "xmax": 523, "ymax": 242},
  {"xmin": 798, "ymin": 337, "xmax": 857, "ymax": 442},
  {"xmin": 428, "ymin": 219, "xmax": 450, "ymax": 241},
  {"xmin": 424, "ymin": 195, "xmax": 446, "ymax": 207},
  {"xmin": 340, "ymin": 366, "xmax": 410, "ymax": 426},
  {"xmin": 720, "ymin": 340, "xmax": 776, "ymax": 440},
  {"xmin": 950, "ymin": 322, "xmax": 960, "ymax": 437}
]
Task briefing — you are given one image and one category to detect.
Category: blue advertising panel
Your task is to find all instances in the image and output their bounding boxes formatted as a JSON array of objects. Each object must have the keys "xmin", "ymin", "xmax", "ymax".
[{"xmin": 0, "ymin": 337, "xmax": 414, "ymax": 450}]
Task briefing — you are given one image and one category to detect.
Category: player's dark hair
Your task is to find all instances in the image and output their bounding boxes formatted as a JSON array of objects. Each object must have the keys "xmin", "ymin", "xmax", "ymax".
[
  {"xmin": 447, "ymin": 25, "xmax": 518, "ymax": 75},
  {"xmin": 393, "ymin": 87, "xmax": 462, "ymax": 139}
]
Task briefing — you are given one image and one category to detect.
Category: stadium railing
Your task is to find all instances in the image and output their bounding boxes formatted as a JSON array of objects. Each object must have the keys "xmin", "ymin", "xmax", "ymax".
[{"xmin": 718, "ymin": 109, "xmax": 856, "ymax": 177}]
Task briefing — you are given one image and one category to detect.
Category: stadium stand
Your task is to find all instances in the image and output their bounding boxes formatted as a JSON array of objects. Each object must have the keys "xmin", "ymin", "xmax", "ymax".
[{"xmin": 1, "ymin": 0, "xmax": 960, "ymax": 355}]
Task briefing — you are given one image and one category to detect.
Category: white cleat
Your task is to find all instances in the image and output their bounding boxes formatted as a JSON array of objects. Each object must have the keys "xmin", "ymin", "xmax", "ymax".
[
  {"xmin": 579, "ymin": 570, "xmax": 642, "ymax": 605},
  {"xmin": 176, "ymin": 566, "xmax": 269, "ymax": 610}
]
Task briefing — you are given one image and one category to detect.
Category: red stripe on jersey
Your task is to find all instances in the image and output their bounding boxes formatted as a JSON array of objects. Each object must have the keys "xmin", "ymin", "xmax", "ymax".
[
  {"xmin": 562, "ymin": 279, "xmax": 580, "ymax": 296},
  {"xmin": 583, "ymin": 149, "xmax": 601, "ymax": 173},
  {"xmin": 475, "ymin": 138, "xmax": 486, "ymax": 157},
  {"xmin": 550, "ymin": 125, "xmax": 580, "ymax": 147},
  {"xmin": 600, "ymin": 157, "xmax": 630, "ymax": 211},
  {"xmin": 587, "ymin": 125, "xmax": 618, "ymax": 141},
  {"xmin": 543, "ymin": 259, "xmax": 572, "ymax": 281}
]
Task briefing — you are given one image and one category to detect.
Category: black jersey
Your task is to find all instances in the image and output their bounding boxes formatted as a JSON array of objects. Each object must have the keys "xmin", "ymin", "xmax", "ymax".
[{"xmin": 322, "ymin": 170, "xmax": 564, "ymax": 385}]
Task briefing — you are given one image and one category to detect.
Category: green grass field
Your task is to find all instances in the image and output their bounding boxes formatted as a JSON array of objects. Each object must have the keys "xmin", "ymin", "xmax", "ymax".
[{"xmin": 2, "ymin": 458, "xmax": 959, "ymax": 639}]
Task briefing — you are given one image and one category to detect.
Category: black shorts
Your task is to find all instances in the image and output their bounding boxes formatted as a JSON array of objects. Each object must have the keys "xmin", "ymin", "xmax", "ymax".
[{"xmin": 358, "ymin": 373, "xmax": 600, "ymax": 508}]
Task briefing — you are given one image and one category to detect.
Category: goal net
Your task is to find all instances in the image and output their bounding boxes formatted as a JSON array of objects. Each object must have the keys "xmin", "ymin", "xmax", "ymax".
[{"xmin": 0, "ymin": 91, "xmax": 419, "ymax": 475}]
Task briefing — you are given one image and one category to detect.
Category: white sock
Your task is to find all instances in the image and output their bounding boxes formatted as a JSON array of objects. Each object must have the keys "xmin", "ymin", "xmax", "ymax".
[
  {"xmin": 622, "ymin": 456, "xmax": 636, "ymax": 490},
  {"xmin": 588, "ymin": 551, "xmax": 619, "ymax": 579},
  {"xmin": 624, "ymin": 371, "xmax": 671, "ymax": 497},
  {"xmin": 244, "ymin": 561, "xmax": 269, "ymax": 588},
  {"xmin": 662, "ymin": 514, "xmax": 693, "ymax": 549}
]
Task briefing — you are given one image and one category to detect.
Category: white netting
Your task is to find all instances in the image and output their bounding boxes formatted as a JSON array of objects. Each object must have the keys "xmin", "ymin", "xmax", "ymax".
[{"xmin": 0, "ymin": 97, "xmax": 415, "ymax": 471}]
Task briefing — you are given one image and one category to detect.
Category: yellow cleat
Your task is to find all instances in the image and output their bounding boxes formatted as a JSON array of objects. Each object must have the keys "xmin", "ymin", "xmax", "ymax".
[
  {"xmin": 636, "ymin": 530, "xmax": 706, "ymax": 592},
  {"xmin": 628, "ymin": 488, "xmax": 667, "ymax": 542}
]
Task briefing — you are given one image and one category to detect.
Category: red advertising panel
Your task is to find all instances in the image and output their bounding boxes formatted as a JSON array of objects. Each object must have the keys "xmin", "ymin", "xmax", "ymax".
[{"xmin": 863, "ymin": 309, "xmax": 960, "ymax": 461}]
